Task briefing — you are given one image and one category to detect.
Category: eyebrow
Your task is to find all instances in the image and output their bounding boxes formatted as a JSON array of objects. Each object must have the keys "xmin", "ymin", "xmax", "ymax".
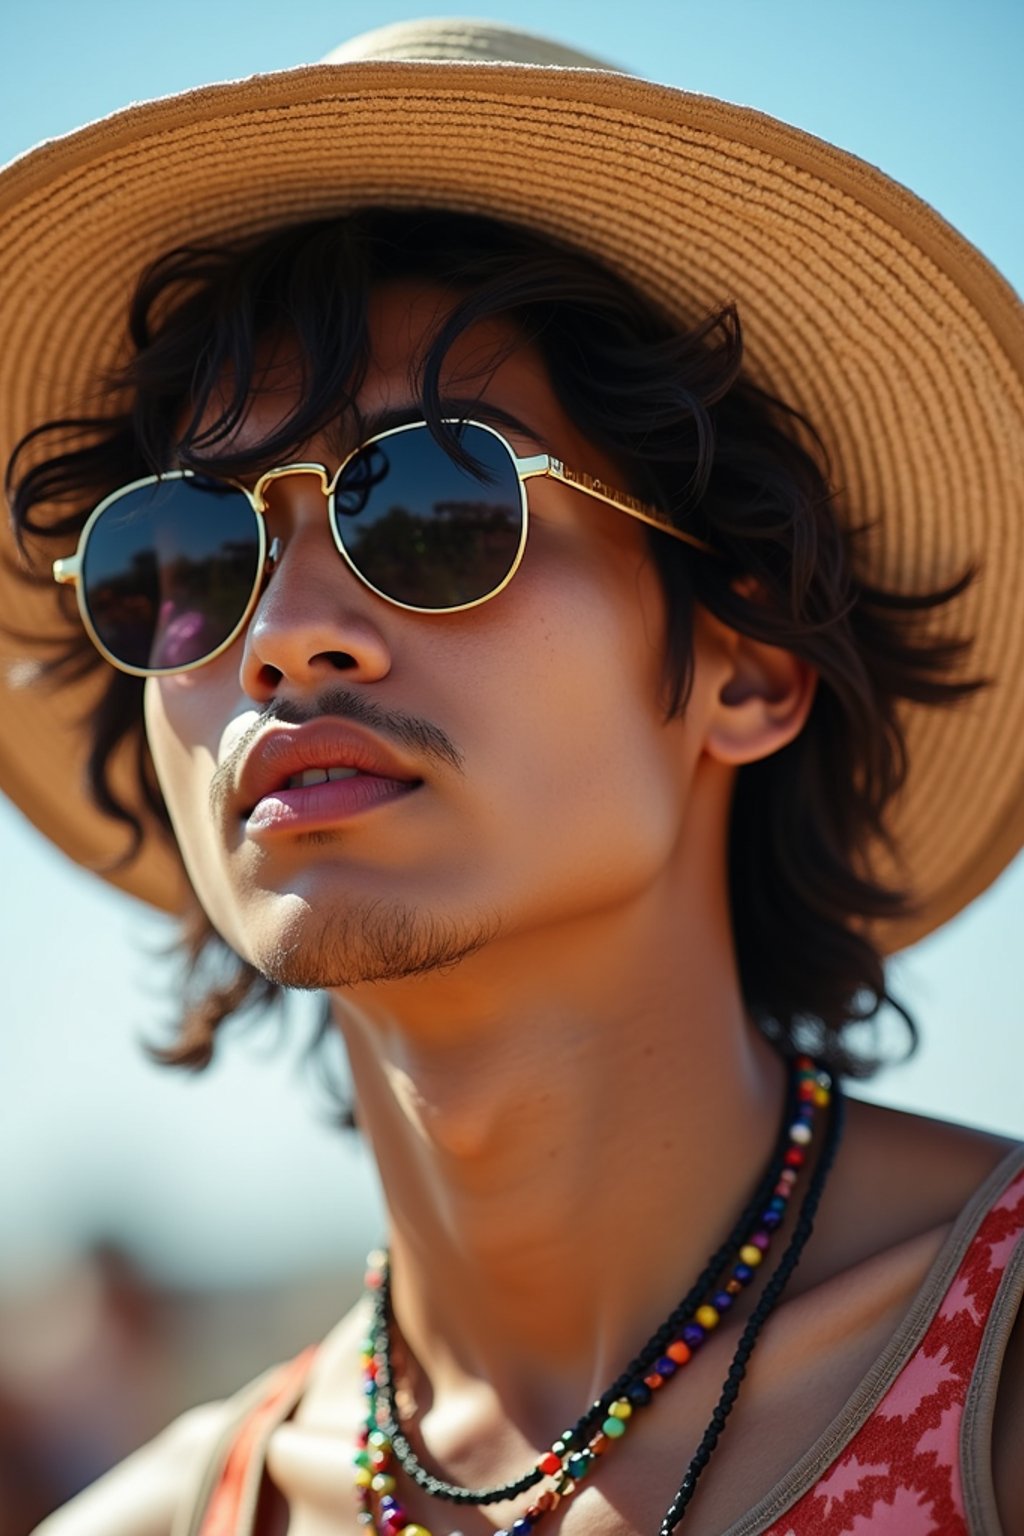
[
  {"xmin": 170, "ymin": 399, "xmax": 553, "ymax": 478},
  {"xmin": 349, "ymin": 399, "xmax": 554, "ymax": 457}
]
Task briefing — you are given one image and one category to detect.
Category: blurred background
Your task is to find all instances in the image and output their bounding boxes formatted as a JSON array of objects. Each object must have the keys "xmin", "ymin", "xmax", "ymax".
[{"xmin": 2, "ymin": 0, "xmax": 1022, "ymax": 1530}]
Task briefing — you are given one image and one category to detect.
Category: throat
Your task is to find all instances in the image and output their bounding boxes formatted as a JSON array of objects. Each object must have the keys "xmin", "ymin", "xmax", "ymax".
[{"xmin": 336, "ymin": 944, "xmax": 797, "ymax": 1404}]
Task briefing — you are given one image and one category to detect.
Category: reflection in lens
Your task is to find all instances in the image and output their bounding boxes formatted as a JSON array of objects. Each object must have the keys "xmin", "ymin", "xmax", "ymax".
[
  {"xmin": 333, "ymin": 424, "xmax": 523, "ymax": 608},
  {"xmin": 81, "ymin": 477, "xmax": 260, "ymax": 671}
]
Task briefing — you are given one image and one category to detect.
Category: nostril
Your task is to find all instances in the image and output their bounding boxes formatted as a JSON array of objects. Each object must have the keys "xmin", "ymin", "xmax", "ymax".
[{"xmin": 252, "ymin": 651, "xmax": 359, "ymax": 690}]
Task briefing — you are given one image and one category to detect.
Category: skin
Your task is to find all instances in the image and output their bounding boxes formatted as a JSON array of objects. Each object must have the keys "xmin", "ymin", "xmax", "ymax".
[{"xmin": 36, "ymin": 282, "xmax": 1023, "ymax": 1535}]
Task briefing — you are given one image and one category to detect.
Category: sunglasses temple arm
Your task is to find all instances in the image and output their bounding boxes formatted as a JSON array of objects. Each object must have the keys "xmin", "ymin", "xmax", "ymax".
[
  {"xmin": 519, "ymin": 455, "xmax": 718, "ymax": 557},
  {"xmin": 53, "ymin": 555, "xmax": 81, "ymax": 586}
]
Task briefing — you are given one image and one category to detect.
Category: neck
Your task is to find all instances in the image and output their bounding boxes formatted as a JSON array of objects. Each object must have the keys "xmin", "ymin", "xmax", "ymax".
[{"xmin": 332, "ymin": 868, "xmax": 788, "ymax": 1426}]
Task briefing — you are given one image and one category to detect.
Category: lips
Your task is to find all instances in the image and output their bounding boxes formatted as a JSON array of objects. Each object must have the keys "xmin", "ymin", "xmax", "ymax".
[{"xmin": 236, "ymin": 720, "xmax": 423, "ymax": 827}]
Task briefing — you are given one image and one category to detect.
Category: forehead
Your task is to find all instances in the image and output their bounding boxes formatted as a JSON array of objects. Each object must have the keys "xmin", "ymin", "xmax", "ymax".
[{"xmin": 195, "ymin": 278, "xmax": 564, "ymax": 460}]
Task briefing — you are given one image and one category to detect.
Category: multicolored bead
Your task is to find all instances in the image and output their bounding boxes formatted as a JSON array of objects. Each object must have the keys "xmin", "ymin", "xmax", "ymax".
[{"xmin": 567, "ymin": 1450, "xmax": 593, "ymax": 1479}]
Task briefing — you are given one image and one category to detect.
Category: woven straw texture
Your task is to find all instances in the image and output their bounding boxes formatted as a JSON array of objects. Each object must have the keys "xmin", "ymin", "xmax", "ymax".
[{"xmin": 0, "ymin": 34, "xmax": 1022, "ymax": 944}]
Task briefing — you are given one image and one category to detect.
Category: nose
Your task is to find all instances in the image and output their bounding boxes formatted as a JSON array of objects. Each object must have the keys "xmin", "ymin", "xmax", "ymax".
[{"xmin": 238, "ymin": 484, "xmax": 393, "ymax": 702}]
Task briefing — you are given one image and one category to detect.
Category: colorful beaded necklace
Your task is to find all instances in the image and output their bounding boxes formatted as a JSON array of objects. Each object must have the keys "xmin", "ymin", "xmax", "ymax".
[{"xmin": 353, "ymin": 1054, "xmax": 842, "ymax": 1536}]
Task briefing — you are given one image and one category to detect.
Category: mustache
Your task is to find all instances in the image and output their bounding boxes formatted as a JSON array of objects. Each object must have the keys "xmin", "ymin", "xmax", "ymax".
[{"xmin": 210, "ymin": 687, "xmax": 463, "ymax": 820}]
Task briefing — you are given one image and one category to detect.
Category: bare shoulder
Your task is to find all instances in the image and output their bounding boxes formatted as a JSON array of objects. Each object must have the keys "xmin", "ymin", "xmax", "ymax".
[
  {"xmin": 827, "ymin": 1093, "xmax": 1020, "ymax": 1250},
  {"xmin": 30, "ymin": 1388, "xmax": 246, "ymax": 1536},
  {"xmin": 30, "ymin": 1299, "xmax": 363, "ymax": 1536},
  {"xmin": 771, "ymin": 1093, "xmax": 1020, "ymax": 1342}
]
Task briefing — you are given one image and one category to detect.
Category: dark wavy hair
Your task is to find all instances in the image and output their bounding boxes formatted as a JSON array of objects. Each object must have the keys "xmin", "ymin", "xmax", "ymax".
[{"xmin": 7, "ymin": 208, "xmax": 982, "ymax": 1083}]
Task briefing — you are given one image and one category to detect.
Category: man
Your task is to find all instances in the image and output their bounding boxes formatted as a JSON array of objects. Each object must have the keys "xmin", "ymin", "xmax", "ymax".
[{"xmin": 3, "ymin": 19, "xmax": 1022, "ymax": 1536}]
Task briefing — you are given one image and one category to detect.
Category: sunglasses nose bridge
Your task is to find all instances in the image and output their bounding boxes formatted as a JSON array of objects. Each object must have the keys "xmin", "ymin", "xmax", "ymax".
[
  {"xmin": 250, "ymin": 461, "xmax": 333, "ymax": 512},
  {"xmin": 250, "ymin": 465, "xmax": 336, "ymax": 579}
]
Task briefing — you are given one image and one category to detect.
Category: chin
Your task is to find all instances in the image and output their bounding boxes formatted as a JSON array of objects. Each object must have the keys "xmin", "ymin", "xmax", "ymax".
[{"xmin": 242, "ymin": 892, "xmax": 503, "ymax": 991}]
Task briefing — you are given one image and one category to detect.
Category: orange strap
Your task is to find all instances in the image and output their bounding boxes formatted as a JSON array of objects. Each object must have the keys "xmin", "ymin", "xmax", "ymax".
[{"xmin": 197, "ymin": 1346, "xmax": 319, "ymax": 1536}]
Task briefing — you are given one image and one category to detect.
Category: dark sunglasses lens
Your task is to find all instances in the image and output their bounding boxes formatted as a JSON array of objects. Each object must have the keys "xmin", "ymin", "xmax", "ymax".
[
  {"xmin": 81, "ymin": 478, "xmax": 260, "ymax": 671},
  {"xmin": 332, "ymin": 424, "xmax": 523, "ymax": 609}
]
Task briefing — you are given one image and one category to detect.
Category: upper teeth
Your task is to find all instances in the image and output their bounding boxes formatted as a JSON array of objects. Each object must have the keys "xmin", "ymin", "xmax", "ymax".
[{"xmin": 287, "ymin": 767, "xmax": 361, "ymax": 788}]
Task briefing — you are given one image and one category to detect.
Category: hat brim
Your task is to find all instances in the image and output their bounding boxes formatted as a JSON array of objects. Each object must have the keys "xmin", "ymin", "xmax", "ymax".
[{"xmin": 1, "ymin": 57, "xmax": 1022, "ymax": 943}]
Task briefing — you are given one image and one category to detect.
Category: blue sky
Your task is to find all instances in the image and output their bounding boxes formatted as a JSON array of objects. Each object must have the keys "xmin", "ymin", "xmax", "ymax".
[{"xmin": 2, "ymin": 0, "xmax": 1022, "ymax": 1285}]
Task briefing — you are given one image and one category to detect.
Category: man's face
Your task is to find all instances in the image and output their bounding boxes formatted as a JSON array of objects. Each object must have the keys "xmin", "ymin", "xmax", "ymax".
[{"xmin": 144, "ymin": 281, "xmax": 709, "ymax": 990}]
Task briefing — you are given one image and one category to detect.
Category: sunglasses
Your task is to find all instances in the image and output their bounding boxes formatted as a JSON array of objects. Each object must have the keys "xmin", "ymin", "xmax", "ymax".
[{"xmin": 52, "ymin": 418, "xmax": 717, "ymax": 677}]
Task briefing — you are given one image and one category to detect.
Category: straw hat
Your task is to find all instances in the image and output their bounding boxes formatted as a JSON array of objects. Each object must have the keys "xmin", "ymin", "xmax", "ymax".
[{"xmin": 1, "ymin": 18, "xmax": 1022, "ymax": 945}]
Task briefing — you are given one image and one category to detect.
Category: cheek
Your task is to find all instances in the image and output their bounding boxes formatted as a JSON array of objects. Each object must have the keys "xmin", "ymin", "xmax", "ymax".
[
  {"xmin": 467, "ymin": 547, "xmax": 696, "ymax": 906},
  {"xmin": 144, "ymin": 671, "xmax": 249, "ymax": 946}
]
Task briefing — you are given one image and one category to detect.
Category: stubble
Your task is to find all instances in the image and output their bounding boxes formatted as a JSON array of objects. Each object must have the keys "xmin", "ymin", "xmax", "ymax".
[{"xmin": 254, "ymin": 895, "xmax": 502, "ymax": 990}]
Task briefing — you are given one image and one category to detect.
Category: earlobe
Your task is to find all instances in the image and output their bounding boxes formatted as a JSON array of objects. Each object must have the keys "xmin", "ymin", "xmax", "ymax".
[{"xmin": 697, "ymin": 608, "xmax": 817, "ymax": 768}]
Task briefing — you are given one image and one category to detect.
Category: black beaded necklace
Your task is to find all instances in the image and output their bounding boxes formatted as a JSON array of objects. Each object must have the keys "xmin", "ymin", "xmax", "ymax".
[{"xmin": 354, "ymin": 1055, "xmax": 845, "ymax": 1535}]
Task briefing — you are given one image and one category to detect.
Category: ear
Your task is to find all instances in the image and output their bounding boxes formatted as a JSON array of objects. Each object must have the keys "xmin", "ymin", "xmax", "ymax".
[{"xmin": 693, "ymin": 601, "xmax": 818, "ymax": 768}]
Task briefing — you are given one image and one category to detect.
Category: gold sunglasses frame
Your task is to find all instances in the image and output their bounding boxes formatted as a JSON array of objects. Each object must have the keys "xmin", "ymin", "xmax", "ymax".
[{"xmin": 53, "ymin": 417, "xmax": 717, "ymax": 678}]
